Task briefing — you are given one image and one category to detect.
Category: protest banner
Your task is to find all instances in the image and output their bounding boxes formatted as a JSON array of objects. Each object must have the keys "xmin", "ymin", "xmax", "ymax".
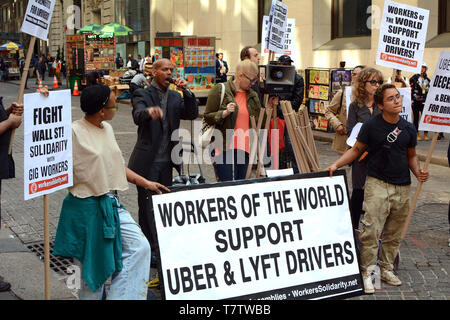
[
  {"xmin": 152, "ymin": 171, "xmax": 363, "ymax": 300},
  {"xmin": 265, "ymin": 0, "xmax": 289, "ymax": 54},
  {"xmin": 24, "ymin": 90, "xmax": 73, "ymax": 200},
  {"xmin": 402, "ymin": 50, "xmax": 450, "ymax": 239},
  {"xmin": 21, "ymin": 0, "xmax": 56, "ymax": 41},
  {"xmin": 262, "ymin": 18, "xmax": 296, "ymax": 58},
  {"xmin": 23, "ymin": 89, "xmax": 72, "ymax": 300},
  {"xmin": 376, "ymin": 1, "xmax": 429, "ymax": 74}
]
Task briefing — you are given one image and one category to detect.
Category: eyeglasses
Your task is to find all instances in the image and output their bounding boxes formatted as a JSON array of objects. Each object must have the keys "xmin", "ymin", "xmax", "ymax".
[
  {"xmin": 104, "ymin": 103, "xmax": 119, "ymax": 111},
  {"xmin": 385, "ymin": 94, "xmax": 403, "ymax": 103},
  {"xmin": 366, "ymin": 80, "xmax": 384, "ymax": 86},
  {"xmin": 243, "ymin": 73, "xmax": 258, "ymax": 84}
]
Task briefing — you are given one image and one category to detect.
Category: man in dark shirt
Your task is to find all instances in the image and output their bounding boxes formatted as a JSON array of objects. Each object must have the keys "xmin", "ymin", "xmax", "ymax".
[
  {"xmin": 0, "ymin": 96, "xmax": 23, "ymax": 292},
  {"xmin": 128, "ymin": 59, "xmax": 198, "ymax": 271},
  {"xmin": 326, "ymin": 84, "xmax": 429, "ymax": 294}
]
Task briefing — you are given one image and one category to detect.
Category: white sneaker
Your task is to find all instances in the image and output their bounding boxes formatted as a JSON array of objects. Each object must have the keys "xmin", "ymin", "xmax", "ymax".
[
  {"xmin": 362, "ymin": 273, "xmax": 375, "ymax": 294},
  {"xmin": 380, "ymin": 269, "xmax": 402, "ymax": 286}
]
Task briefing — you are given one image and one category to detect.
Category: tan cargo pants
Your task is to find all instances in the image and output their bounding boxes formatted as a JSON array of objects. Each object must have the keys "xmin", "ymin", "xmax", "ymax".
[{"xmin": 359, "ymin": 176, "xmax": 410, "ymax": 272}]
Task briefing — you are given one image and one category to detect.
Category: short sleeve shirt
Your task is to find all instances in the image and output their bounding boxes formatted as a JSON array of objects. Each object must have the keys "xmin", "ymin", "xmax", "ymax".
[{"xmin": 357, "ymin": 114, "xmax": 417, "ymax": 186}]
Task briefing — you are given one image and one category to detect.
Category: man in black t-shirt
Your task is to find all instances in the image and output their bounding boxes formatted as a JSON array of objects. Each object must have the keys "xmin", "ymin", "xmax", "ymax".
[{"xmin": 326, "ymin": 84, "xmax": 429, "ymax": 294}]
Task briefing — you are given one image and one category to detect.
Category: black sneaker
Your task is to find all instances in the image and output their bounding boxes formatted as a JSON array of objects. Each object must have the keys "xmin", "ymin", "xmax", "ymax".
[{"xmin": 0, "ymin": 279, "xmax": 11, "ymax": 292}]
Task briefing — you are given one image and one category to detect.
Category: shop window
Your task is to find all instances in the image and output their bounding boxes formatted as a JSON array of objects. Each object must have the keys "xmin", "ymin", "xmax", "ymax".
[
  {"xmin": 439, "ymin": 0, "xmax": 450, "ymax": 34},
  {"xmin": 331, "ymin": 0, "xmax": 371, "ymax": 39}
]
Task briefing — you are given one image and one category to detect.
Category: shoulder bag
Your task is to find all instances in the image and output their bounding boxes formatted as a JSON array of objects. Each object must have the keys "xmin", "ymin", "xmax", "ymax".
[{"xmin": 198, "ymin": 83, "xmax": 225, "ymax": 148}]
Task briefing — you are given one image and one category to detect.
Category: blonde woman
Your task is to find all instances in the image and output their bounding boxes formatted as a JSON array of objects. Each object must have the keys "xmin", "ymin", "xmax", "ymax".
[
  {"xmin": 346, "ymin": 67, "xmax": 384, "ymax": 230},
  {"xmin": 204, "ymin": 60, "xmax": 276, "ymax": 181}
]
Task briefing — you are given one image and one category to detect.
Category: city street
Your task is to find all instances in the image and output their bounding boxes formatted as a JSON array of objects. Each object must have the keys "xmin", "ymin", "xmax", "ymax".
[{"xmin": 0, "ymin": 79, "xmax": 449, "ymax": 300}]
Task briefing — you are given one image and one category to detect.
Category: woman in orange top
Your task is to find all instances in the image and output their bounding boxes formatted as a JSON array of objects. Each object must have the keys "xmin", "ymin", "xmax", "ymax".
[{"xmin": 204, "ymin": 60, "xmax": 277, "ymax": 181}]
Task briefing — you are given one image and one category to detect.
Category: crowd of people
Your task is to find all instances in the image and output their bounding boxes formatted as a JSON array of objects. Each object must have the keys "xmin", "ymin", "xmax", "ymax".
[{"xmin": 0, "ymin": 43, "xmax": 448, "ymax": 299}]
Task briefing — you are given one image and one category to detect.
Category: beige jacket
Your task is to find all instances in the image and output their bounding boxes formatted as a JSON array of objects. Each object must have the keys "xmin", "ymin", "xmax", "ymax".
[{"xmin": 325, "ymin": 90, "xmax": 349, "ymax": 154}]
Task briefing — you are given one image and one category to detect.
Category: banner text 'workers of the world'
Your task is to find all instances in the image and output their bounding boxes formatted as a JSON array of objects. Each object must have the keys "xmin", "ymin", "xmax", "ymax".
[{"xmin": 152, "ymin": 173, "xmax": 363, "ymax": 300}]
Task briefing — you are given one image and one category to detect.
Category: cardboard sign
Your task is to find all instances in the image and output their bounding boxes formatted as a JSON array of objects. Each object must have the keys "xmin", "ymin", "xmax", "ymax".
[
  {"xmin": 20, "ymin": 0, "xmax": 56, "ymax": 40},
  {"xmin": 152, "ymin": 172, "xmax": 363, "ymax": 300},
  {"xmin": 265, "ymin": 0, "xmax": 289, "ymax": 54},
  {"xmin": 419, "ymin": 50, "xmax": 450, "ymax": 133},
  {"xmin": 262, "ymin": 18, "xmax": 296, "ymax": 58},
  {"xmin": 24, "ymin": 90, "xmax": 73, "ymax": 200},
  {"xmin": 376, "ymin": 1, "xmax": 429, "ymax": 73}
]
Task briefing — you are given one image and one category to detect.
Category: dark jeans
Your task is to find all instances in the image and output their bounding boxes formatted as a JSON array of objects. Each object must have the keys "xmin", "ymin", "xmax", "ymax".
[
  {"xmin": 137, "ymin": 161, "xmax": 172, "ymax": 252},
  {"xmin": 213, "ymin": 149, "xmax": 249, "ymax": 182},
  {"xmin": 412, "ymin": 101, "xmax": 427, "ymax": 133}
]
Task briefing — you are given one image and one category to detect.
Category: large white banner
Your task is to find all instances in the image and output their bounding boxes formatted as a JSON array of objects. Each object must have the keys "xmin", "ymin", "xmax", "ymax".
[
  {"xmin": 20, "ymin": 0, "xmax": 56, "ymax": 41},
  {"xmin": 152, "ymin": 172, "xmax": 363, "ymax": 300},
  {"xmin": 24, "ymin": 90, "xmax": 73, "ymax": 200},
  {"xmin": 419, "ymin": 50, "xmax": 450, "ymax": 133},
  {"xmin": 376, "ymin": 1, "xmax": 429, "ymax": 74}
]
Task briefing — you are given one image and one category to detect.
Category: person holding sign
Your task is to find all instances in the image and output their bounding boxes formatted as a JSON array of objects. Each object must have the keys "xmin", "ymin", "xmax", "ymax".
[
  {"xmin": 0, "ymin": 96, "xmax": 23, "ymax": 293},
  {"xmin": 326, "ymin": 83, "xmax": 429, "ymax": 294},
  {"xmin": 346, "ymin": 68, "xmax": 383, "ymax": 229},
  {"xmin": 409, "ymin": 63, "xmax": 431, "ymax": 141},
  {"xmin": 204, "ymin": 59, "xmax": 276, "ymax": 182},
  {"xmin": 53, "ymin": 85, "xmax": 169, "ymax": 300}
]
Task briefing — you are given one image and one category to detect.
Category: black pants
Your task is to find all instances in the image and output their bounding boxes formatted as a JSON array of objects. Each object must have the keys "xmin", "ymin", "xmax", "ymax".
[
  {"xmin": 350, "ymin": 188, "xmax": 365, "ymax": 229},
  {"xmin": 412, "ymin": 101, "xmax": 427, "ymax": 133},
  {"xmin": 137, "ymin": 161, "xmax": 172, "ymax": 259}
]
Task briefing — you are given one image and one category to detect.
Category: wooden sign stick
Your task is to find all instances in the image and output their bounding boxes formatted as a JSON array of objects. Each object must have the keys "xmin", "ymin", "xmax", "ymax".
[
  {"xmin": 401, "ymin": 132, "xmax": 439, "ymax": 239},
  {"xmin": 8, "ymin": 36, "xmax": 36, "ymax": 154}
]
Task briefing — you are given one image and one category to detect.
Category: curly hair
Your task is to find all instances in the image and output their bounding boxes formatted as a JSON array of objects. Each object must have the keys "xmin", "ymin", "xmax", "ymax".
[{"xmin": 352, "ymin": 67, "xmax": 384, "ymax": 106}]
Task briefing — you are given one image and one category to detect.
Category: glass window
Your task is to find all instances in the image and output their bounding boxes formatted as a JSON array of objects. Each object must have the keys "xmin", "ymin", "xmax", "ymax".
[
  {"xmin": 115, "ymin": 0, "xmax": 149, "ymax": 34},
  {"xmin": 332, "ymin": 0, "xmax": 371, "ymax": 39}
]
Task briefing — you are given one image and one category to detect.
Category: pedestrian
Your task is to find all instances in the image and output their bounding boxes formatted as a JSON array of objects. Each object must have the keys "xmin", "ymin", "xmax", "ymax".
[
  {"xmin": 410, "ymin": 63, "xmax": 431, "ymax": 141},
  {"xmin": 38, "ymin": 56, "xmax": 47, "ymax": 81},
  {"xmin": 326, "ymin": 83, "xmax": 429, "ymax": 294},
  {"xmin": 86, "ymin": 70, "xmax": 101, "ymax": 86},
  {"xmin": 204, "ymin": 59, "xmax": 276, "ymax": 182},
  {"xmin": 127, "ymin": 58, "xmax": 198, "ymax": 277},
  {"xmin": 55, "ymin": 59, "xmax": 62, "ymax": 85},
  {"xmin": 115, "ymin": 52, "xmax": 124, "ymax": 69},
  {"xmin": 346, "ymin": 67, "xmax": 384, "ymax": 230},
  {"xmin": 0, "ymin": 56, "xmax": 6, "ymax": 81},
  {"xmin": 215, "ymin": 53, "xmax": 229, "ymax": 83},
  {"xmin": 129, "ymin": 71, "xmax": 149, "ymax": 94},
  {"xmin": 52, "ymin": 85, "xmax": 169, "ymax": 300},
  {"xmin": 0, "ymin": 96, "xmax": 23, "ymax": 292},
  {"xmin": 325, "ymin": 65, "xmax": 364, "ymax": 154},
  {"xmin": 277, "ymin": 55, "xmax": 305, "ymax": 174}
]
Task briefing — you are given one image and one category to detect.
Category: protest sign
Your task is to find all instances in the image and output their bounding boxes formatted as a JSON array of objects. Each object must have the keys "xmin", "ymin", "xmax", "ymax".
[
  {"xmin": 20, "ymin": 0, "xmax": 56, "ymax": 41},
  {"xmin": 418, "ymin": 50, "xmax": 450, "ymax": 133},
  {"xmin": 263, "ymin": 18, "xmax": 296, "ymax": 58},
  {"xmin": 24, "ymin": 90, "xmax": 73, "ymax": 200},
  {"xmin": 265, "ymin": 0, "xmax": 289, "ymax": 54},
  {"xmin": 345, "ymin": 87, "xmax": 412, "ymax": 123},
  {"xmin": 376, "ymin": 1, "xmax": 429, "ymax": 73},
  {"xmin": 152, "ymin": 172, "xmax": 363, "ymax": 300}
]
